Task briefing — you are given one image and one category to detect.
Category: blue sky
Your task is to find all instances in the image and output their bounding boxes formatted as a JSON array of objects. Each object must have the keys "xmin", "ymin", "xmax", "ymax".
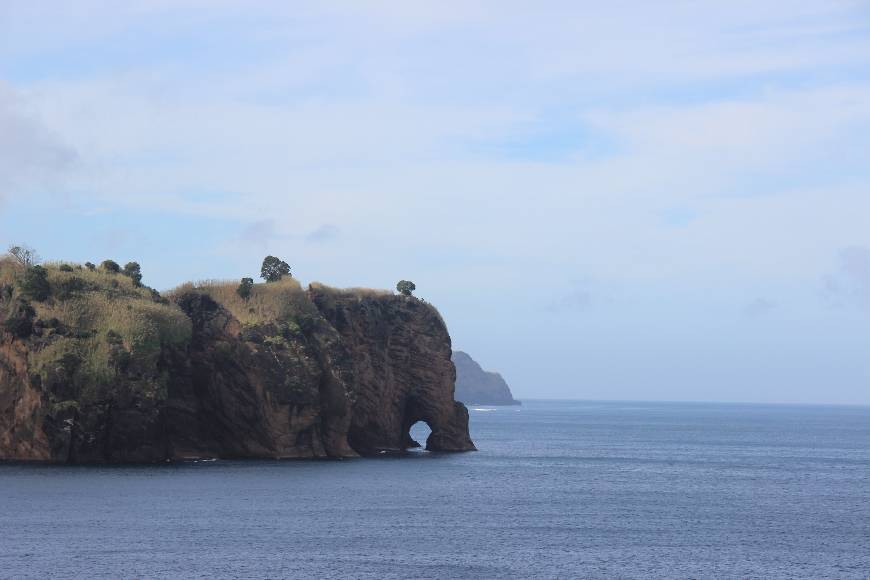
[{"xmin": 1, "ymin": 1, "xmax": 870, "ymax": 404}]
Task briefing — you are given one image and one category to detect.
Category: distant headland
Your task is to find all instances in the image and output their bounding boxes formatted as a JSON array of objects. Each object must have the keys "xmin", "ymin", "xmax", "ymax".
[{"xmin": 453, "ymin": 351, "xmax": 520, "ymax": 406}]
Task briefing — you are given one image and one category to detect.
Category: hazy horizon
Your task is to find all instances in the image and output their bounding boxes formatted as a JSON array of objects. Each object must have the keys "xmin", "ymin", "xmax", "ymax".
[{"xmin": 2, "ymin": 2, "xmax": 869, "ymax": 405}]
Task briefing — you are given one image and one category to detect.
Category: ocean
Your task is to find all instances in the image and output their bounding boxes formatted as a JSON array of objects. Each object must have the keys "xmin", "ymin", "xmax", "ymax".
[{"xmin": 1, "ymin": 400, "xmax": 868, "ymax": 579}]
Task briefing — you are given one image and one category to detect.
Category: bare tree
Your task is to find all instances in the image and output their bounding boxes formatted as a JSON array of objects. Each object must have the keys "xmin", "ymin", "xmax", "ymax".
[{"xmin": 7, "ymin": 245, "xmax": 40, "ymax": 268}]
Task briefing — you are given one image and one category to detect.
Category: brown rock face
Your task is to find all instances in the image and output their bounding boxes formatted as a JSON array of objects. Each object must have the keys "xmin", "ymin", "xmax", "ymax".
[
  {"xmin": 0, "ymin": 283, "xmax": 474, "ymax": 463},
  {"xmin": 164, "ymin": 291, "xmax": 357, "ymax": 460},
  {"xmin": 309, "ymin": 287, "xmax": 476, "ymax": 454}
]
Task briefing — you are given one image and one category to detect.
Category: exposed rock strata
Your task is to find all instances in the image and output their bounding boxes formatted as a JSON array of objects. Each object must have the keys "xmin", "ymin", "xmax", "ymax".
[
  {"xmin": 453, "ymin": 350, "xmax": 520, "ymax": 406},
  {"xmin": 0, "ymin": 283, "xmax": 474, "ymax": 463}
]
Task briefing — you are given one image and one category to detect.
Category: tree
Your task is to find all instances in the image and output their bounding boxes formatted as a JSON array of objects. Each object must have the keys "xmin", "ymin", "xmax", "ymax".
[
  {"xmin": 19, "ymin": 265, "xmax": 50, "ymax": 301},
  {"xmin": 236, "ymin": 277, "xmax": 254, "ymax": 301},
  {"xmin": 101, "ymin": 260, "xmax": 121, "ymax": 273},
  {"xmin": 122, "ymin": 262, "xmax": 143, "ymax": 286},
  {"xmin": 260, "ymin": 256, "xmax": 291, "ymax": 282},
  {"xmin": 7, "ymin": 245, "xmax": 39, "ymax": 267},
  {"xmin": 396, "ymin": 280, "xmax": 416, "ymax": 297},
  {"xmin": 84, "ymin": 262, "xmax": 96, "ymax": 271}
]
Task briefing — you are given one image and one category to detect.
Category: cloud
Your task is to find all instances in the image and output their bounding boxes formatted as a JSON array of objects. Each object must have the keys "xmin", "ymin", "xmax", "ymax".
[
  {"xmin": 239, "ymin": 219, "xmax": 281, "ymax": 246},
  {"xmin": 743, "ymin": 298, "xmax": 776, "ymax": 319},
  {"xmin": 546, "ymin": 283, "xmax": 593, "ymax": 313},
  {"xmin": 823, "ymin": 246, "xmax": 870, "ymax": 309},
  {"xmin": 305, "ymin": 224, "xmax": 340, "ymax": 243},
  {"xmin": 0, "ymin": 82, "xmax": 76, "ymax": 200}
]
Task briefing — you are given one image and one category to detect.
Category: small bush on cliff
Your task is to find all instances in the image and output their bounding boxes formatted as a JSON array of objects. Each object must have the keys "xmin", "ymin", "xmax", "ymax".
[
  {"xmin": 101, "ymin": 260, "xmax": 121, "ymax": 273},
  {"xmin": 122, "ymin": 262, "xmax": 143, "ymax": 287},
  {"xmin": 396, "ymin": 280, "xmax": 416, "ymax": 296},
  {"xmin": 19, "ymin": 265, "xmax": 51, "ymax": 301},
  {"xmin": 261, "ymin": 256, "xmax": 291, "ymax": 282},
  {"xmin": 236, "ymin": 277, "xmax": 254, "ymax": 301},
  {"xmin": 2, "ymin": 299, "xmax": 36, "ymax": 338},
  {"xmin": 55, "ymin": 276, "xmax": 87, "ymax": 300}
]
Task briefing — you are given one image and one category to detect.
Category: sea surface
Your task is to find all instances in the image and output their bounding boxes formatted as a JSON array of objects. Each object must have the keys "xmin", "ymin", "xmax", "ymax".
[{"xmin": 1, "ymin": 400, "xmax": 869, "ymax": 579}]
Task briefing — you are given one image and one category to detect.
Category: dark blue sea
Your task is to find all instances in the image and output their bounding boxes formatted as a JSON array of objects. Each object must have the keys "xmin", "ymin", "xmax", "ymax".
[{"xmin": 2, "ymin": 400, "xmax": 869, "ymax": 579}]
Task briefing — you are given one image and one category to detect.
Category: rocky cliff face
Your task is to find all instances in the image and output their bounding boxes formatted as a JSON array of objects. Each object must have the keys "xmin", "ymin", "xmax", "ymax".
[
  {"xmin": 453, "ymin": 351, "xmax": 520, "ymax": 406},
  {"xmin": 0, "ymin": 273, "xmax": 474, "ymax": 463},
  {"xmin": 310, "ymin": 287, "xmax": 475, "ymax": 454}
]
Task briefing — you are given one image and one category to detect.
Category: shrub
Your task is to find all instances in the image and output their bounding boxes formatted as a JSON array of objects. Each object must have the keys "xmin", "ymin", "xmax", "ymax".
[
  {"xmin": 19, "ymin": 265, "xmax": 50, "ymax": 301},
  {"xmin": 7, "ymin": 245, "xmax": 39, "ymax": 267},
  {"xmin": 84, "ymin": 262, "xmax": 96, "ymax": 271},
  {"xmin": 260, "ymin": 256, "xmax": 291, "ymax": 282},
  {"xmin": 101, "ymin": 260, "xmax": 120, "ymax": 273},
  {"xmin": 149, "ymin": 288, "xmax": 167, "ymax": 304},
  {"xmin": 56, "ymin": 276, "xmax": 87, "ymax": 300},
  {"xmin": 58, "ymin": 264, "xmax": 74, "ymax": 272},
  {"xmin": 122, "ymin": 262, "xmax": 143, "ymax": 287},
  {"xmin": 396, "ymin": 280, "xmax": 416, "ymax": 296},
  {"xmin": 2, "ymin": 299, "xmax": 36, "ymax": 338},
  {"xmin": 236, "ymin": 277, "xmax": 254, "ymax": 301}
]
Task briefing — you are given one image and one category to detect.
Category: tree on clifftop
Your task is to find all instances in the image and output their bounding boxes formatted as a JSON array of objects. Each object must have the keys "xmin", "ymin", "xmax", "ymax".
[
  {"xmin": 396, "ymin": 280, "xmax": 416, "ymax": 296},
  {"xmin": 101, "ymin": 260, "xmax": 120, "ymax": 273},
  {"xmin": 122, "ymin": 262, "xmax": 143, "ymax": 287},
  {"xmin": 7, "ymin": 245, "xmax": 39, "ymax": 267},
  {"xmin": 237, "ymin": 277, "xmax": 254, "ymax": 301},
  {"xmin": 260, "ymin": 256, "xmax": 291, "ymax": 282}
]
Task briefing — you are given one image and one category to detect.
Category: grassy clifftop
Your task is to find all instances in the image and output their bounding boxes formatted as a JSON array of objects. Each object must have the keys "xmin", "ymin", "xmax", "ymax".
[
  {"xmin": 0, "ymin": 258, "xmax": 191, "ymax": 406},
  {"xmin": 169, "ymin": 277, "xmax": 317, "ymax": 327}
]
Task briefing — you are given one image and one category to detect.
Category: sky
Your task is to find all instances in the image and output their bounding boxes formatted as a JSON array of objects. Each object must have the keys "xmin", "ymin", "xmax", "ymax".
[{"xmin": 1, "ymin": 1, "xmax": 869, "ymax": 405}]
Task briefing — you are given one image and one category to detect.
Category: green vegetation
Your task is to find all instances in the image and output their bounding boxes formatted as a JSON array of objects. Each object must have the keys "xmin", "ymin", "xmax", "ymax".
[
  {"xmin": 260, "ymin": 256, "xmax": 291, "ymax": 282},
  {"xmin": 100, "ymin": 260, "xmax": 120, "ymax": 273},
  {"xmin": 396, "ymin": 280, "xmax": 416, "ymax": 296},
  {"xmin": 172, "ymin": 276, "xmax": 317, "ymax": 327},
  {"xmin": 236, "ymin": 277, "xmax": 254, "ymax": 301},
  {"xmin": 20, "ymin": 265, "xmax": 51, "ymax": 301},
  {"xmin": 122, "ymin": 262, "xmax": 143, "ymax": 287},
  {"xmin": 1, "ymin": 250, "xmax": 192, "ymax": 405}
]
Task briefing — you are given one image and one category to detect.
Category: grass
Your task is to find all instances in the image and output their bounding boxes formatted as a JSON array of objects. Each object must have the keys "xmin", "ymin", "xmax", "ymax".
[
  {"xmin": 1, "ymin": 259, "xmax": 192, "ymax": 400},
  {"xmin": 308, "ymin": 282, "xmax": 448, "ymax": 328},
  {"xmin": 167, "ymin": 277, "xmax": 321, "ymax": 326},
  {"xmin": 308, "ymin": 282, "xmax": 392, "ymax": 299}
]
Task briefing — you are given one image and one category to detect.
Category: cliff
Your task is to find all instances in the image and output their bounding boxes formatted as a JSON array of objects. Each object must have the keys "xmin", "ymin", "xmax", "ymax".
[
  {"xmin": 452, "ymin": 351, "xmax": 520, "ymax": 406},
  {"xmin": 0, "ymin": 260, "xmax": 474, "ymax": 463}
]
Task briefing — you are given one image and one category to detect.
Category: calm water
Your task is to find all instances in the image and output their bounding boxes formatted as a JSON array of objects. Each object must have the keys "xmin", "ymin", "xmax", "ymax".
[{"xmin": 1, "ymin": 400, "xmax": 869, "ymax": 579}]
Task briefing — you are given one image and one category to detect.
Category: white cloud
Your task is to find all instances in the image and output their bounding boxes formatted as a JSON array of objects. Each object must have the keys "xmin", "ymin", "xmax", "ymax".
[{"xmin": 0, "ymin": 82, "xmax": 76, "ymax": 200}]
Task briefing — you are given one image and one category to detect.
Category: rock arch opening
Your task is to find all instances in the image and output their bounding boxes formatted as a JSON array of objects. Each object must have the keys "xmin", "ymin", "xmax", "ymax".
[{"xmin": 405, "ymin": 420, "xmax": 433, "ymax": 451}]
